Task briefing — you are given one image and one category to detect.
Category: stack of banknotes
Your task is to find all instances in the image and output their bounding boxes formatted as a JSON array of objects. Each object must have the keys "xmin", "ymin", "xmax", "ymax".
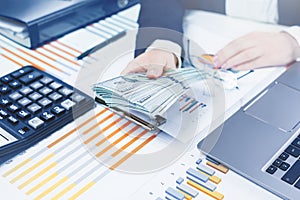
[{"xmin": 93, "ymin": 68, "xmax": 212, "ymax": 118}]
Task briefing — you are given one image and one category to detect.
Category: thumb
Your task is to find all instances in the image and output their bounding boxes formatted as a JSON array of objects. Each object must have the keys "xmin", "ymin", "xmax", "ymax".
[{"xmin": 146, "ymin": 65, "xmax": 164, "ymax": 78}]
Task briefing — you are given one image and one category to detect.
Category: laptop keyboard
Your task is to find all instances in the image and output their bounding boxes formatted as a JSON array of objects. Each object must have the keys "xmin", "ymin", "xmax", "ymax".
[
  {"xmin": 266, "ymin": 134, "xmax": 300, "ymax": 190},
  {"xmin": 0, "ymin": 66, "xmax": 94, "ymax": 164}
]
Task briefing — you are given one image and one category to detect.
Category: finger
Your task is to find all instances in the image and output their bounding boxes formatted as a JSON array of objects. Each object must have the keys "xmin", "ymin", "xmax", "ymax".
[
  {"xmin": 121, "ymin": 60, "xmax": 146, "ymax": 75},
  {"xmin": 233, "ymin": 58, "xmax": 264, "ymax": 71},
  {"xmin": 221, "ymin": 47, "xmax": 261, "ymax": 69},
  {"xmin": 215, "ymin": 37, "xmax": 254, "ymax": 67},
  {"xmin": 146, "ymin": 64, "xmax": 165, "ymax": 78}
]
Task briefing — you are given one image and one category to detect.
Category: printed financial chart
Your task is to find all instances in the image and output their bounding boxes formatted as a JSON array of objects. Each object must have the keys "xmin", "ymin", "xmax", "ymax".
[
  {"xmin": 0, "ymin": 4, "xmax": 286, "ymax": 200},
  {"xmin": 0, "ymin": 106, "xmax": 161, "ymax": 200},
  {"xmin": 0, "ymin": 6, "xmax": 210, "ymax": 199}
]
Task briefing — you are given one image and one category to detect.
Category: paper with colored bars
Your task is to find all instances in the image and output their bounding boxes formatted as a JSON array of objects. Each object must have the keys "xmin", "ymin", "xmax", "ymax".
[{"xmin": 0, "ymin": 106, "xmax": 163, "ymax": 200}]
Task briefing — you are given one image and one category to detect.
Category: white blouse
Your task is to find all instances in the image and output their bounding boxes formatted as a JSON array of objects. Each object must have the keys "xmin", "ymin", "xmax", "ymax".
[
  {"xmin": 226, "ymin": 0, "xmax": 278, "ymax": 24},
  {"xmin": 226, "ymin": 0, "xmax": 300, "ymax": 48}
]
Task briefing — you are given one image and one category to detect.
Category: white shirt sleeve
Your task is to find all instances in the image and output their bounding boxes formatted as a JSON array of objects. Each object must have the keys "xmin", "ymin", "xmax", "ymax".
[
  {"xmin": 226, "ymin": 0, "xmax": 278, "ymax": 24},
  {"xmin": 284, "ymin": 26, "xmax": 300, "ymax": 47},
  {"xmin": 284, "ymin": 26, "xmax": 300, "ymax": 60}
]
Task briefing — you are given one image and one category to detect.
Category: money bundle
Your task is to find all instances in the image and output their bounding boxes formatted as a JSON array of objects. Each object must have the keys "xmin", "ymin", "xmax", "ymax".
[{"xmin": 93, "ymin": 68, "xmax": 210, "ymax": 118}]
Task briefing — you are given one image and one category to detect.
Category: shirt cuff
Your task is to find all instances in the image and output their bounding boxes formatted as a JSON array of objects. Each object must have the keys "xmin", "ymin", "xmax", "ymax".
[
  {"xmin": 284, "ymin": 26, "xmax": 300, "ymax": 61},
  {"xmin": 146, "ymin": 39, "xmax": 182, "ymax": 68},
  {"xmin": 284, "ymin": 26, "xmax": 300, "ymax": 46}
]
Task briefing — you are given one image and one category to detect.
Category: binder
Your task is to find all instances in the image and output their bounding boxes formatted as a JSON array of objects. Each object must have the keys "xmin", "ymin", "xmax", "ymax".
[{"xmin": 0, "ymin": 0, "xmax": 139, "ymax": 49}]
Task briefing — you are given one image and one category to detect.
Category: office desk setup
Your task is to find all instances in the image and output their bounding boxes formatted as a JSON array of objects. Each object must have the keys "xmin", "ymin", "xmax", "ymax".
[{"xmin": 0, "ymin": 4, "xmax": 294, "ymax": 200}]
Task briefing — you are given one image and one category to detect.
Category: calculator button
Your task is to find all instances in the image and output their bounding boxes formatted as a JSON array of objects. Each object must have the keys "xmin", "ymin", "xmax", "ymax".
[
  {"xmin": 27, "ymin": 103, "xmax": 42, "ymax": 114},
  {"xmin": 0, "ymin": 109, "xmax": 8, "ymax": 118},
  {"xmin": 51, "ymin": 106, "xmax": 66, "ymax": 116},
  {"xmin": 38, "ymin": 98, "xmax": 52, "ymax": 107},
  {"xmin": 71, "ymin": 93, "xmax": 86, "ymax": 104},
  {"xmin": 49, "ymin": 82, "xmax": 63, "ymax": 90},
  {"xmin": 12, "ymin": 68, "xmax": 32, "ymax": 78},
  {"xmin": 285, "ymin": 145, "xmax": 300, "ymax": 157},
  {"xmin": 295, "ymin": 179, "xmax": 300, "ymax": 190},
  {"xmin": 40, "ymin": 111, "xmax": 55, "ymax": 122},
  {"xmin": 29, "ymin": 92, "xmax": 43, "ymax": 101},
  {"xmin": 9, "ymin": 92, "xmax": 23, "ymax": 101},
  {"xmin": 273, "ymin": 159, "xmax": 282, "ymax": 167},
  {"xmin": 17, "ymin": 126, "xmax": 30, "ymax": 135},
  {"xmin": 292, "ymin": 138, "xmax": 300, "ymax": 148},
  {"xmin": 8, "ymin": 116, "xmax": 18, "ymax": 125},
  {"xmin": 19, "ymin": 71, "xmax": 43, "ymax": 85},
  {"xmin": 9, "ymin": 81, "xmax": 21, "ymax": 89},
  {"xmin": 30, "ymin": 81, "xmax": 43, "ymax": 90},
  {"xmin": 58, "ymin": 87, "xmax": 73, "ymax": 97},
  {"xmin": 7, "ymin": 104, "xmax": 21, "ymax": 113},
  {"xmin": 266, "ymin": 165, "xmax": 277, "ymax": 174},
  {"xmin": 28, "ymin": 117, "xmax": 44, "ymax": 129},
  {"xmin": 279, "ymin": 162, "xmax": 290, "ymax": 171},
  {"xmin": 17, "ymin": 110, "xmax": 31, "ymax": 119},
  {"xmin": 0, "ymin": 98, "xmax": 11, "ymax": 107},
  {"xmin": 19, "ymin": 87, "xmax": 33, "ymax": 95},
  {"xmin": 49, "ymin": 92, "xmax": 63, "ymax": 102},
  {"xmin": 39, "ymin": 87, "xmax": 53, "ymax": 95},
  {"xmin": 281, "ymin": 160, "xmax": 300, "ymax": 185},
  {"xmin": 40, "ymin": 77, "xmax": 53, "ymax": 85},
  {"xmin": 61, "ymin": 99, "xmax": 76, "ymax": 110},
  {"xmin": 1, "ymin": 75, "xmax": 13, "ymax": 83},
  {"xmin": 0, "ymin": 86, "xmax": 11, "ymax": 94},
  {"xmin": 279, "ymin": 152, "xmax": 289, "ymax": 161},
  {"xmin": 18, "ymin": 97, "xmax": 32, "ymax": 107}
]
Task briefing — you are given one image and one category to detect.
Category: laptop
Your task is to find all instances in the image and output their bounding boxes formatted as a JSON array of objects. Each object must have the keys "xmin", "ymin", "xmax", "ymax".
[{"xmin": 198, "ymin": 62, "xmax": 300, "ymax": 199}]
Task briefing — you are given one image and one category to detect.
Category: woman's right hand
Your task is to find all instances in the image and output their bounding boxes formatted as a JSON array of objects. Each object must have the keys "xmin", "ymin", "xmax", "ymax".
[{"xmin": 121, "ymin": 49, "xmax": 179, "ymax": 78}]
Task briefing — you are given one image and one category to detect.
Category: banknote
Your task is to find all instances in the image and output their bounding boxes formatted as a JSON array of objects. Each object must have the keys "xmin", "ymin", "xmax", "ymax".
[
  {"xmin": 93, "ymin": 65, "xmax": 240, "ymax": 120},
  {"xmin": 93, "ymin": 67, "xmax": 211, "ymax": 117}
]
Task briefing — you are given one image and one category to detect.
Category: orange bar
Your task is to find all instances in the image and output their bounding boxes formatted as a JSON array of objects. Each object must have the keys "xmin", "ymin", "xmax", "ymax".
[
  {"xmin": 109, "ymin": 134, "xmax": 156, "ymax": 170},
  {"xmin": 84, "ymin": 117, "xmax": 122, "ymax": 144},
  {"xmin": 41, "ymin": 46, "xmax": 80, "ymax": 66},
  {"xmin": 111, "ymin": 129, "xmax": 148, "ymax": 157},
  {"xmin": 206, "ymin": 161, "xmax": 229, "ymax": 174},
  {"xmin": 55, "ymin": 40, "xmax": 82, "ymax": 54},
  {"xmin": 1, "ymin": 53, "xmax": 23, "ymax": 67},
  {"xmin": 49, "ymin": 42, "xmax": 77, "ymax": 58},
  {"xmin": 82, "ymin": 112, "xmax": 114, "ymax": 135},
  {"xmin": 96, "ymin": 121, "xmax": 131, "ymax": 146},
  {"xmin": 18, "ymin": 48, "xmax": 62, "ymax": 72},
  {"xmin": 3, "ymin": 47, "xmax": 45, "ymax": 71},
  {"xmin": 34, "ymin": 49, "xmax": 56, "ymax": 62},
  {"xmin": 199, "ymin": 171, "xmax": 222, "ymax": 184},
  {"xmin": 95, "ymin": 125, "xmax": 138, "ymax": 157},
  {"xmin": 187, "ymin": 180, "xmax": 224, "ymax": 200},
  {"xmin": 179, "ymin": 99, "xmax": 194, "ymax": 111},
  {"xmin": 47, "ymin": 109, "xmax": 107, "ymax": 148}
]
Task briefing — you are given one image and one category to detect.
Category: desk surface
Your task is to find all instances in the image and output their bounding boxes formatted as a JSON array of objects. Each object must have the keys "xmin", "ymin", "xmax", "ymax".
[{"xmin": 0, "ymin": 5, "xmax": 287, "ymax": 200}]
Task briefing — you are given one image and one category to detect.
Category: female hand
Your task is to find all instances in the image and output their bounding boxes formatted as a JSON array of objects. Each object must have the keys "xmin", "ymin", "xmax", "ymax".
[
  {"xmin": 214, "ymin": 31, "xmax": 300, "ymax": 70},
  {"xmin": 121, "ymin": 49, "xmax": 178, "ymax": 78}
]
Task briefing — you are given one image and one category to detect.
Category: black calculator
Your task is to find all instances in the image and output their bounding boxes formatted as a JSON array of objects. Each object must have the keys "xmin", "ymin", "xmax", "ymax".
[{"xmin": 0, "ymin": 66, "xmax": 94, "ymax": 164}]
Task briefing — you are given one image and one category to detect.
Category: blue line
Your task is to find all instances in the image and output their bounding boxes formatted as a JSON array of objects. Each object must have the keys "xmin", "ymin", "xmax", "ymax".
[{"xmin": 237, "ymin": 70, "xmax": 254, "ymax": 80}]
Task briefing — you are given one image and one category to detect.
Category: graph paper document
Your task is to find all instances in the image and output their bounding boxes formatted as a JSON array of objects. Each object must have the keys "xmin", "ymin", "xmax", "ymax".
[
  {"xmin": 0, "ymin": 4, "xmax": 289, "ymax": 200},
  {"xmin": 0, "ymin": 106, "xmax": 164, "ymax": 200}
]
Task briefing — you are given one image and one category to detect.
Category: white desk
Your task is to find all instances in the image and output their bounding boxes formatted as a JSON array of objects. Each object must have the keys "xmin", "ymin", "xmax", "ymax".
[{"xmin": 0, "ymin": 5, "xmax": 287, "ymax": 200}]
